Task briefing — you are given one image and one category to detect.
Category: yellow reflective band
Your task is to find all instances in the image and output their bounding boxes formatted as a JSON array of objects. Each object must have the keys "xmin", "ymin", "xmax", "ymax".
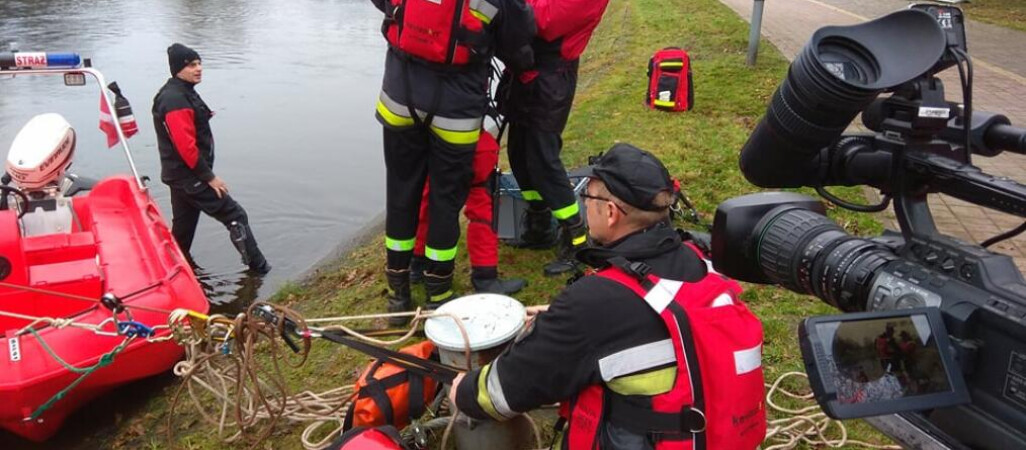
[
  {"xmin": 384, "ymin": 236, "xmax": 415, "ymax": 251},
  {"xmin": 477, "ymin": 364, "xmax": 505, "ymax": 420},
  {"xmin": 376, "ymin": 100, "xmax": 414, "ymax": 127},
  {"xmin": 522, "ymin": 190, "xmax": 543, "ymax": 201},
  {"xmin": 552, "ymin": 202, "xmax": 580, "ymax": 220},
  {"xmin": 425, "ymin": 245, "xmax": 458, "ymax": 262},
  {"xmin": 653, "ymin": 99, "xmax": 677, "ymax": 108},
  {"xmin": 554, "ymin": 429, "xmax": 565, "ymax": 449},
  {"xmin": 470, "ymin": 9, "xmax": 492, "ymax": 24},
  {"xmin": 431, "ymin": 290, "xmax": 454, "ymax": 302},
  {"xmin": 659, "ymin": 62, "xmax": 684, "ymax": 68},
  {"xmin": 430, "ymin": 125, "xmax": 480, "ymax": 145},
  {"xmin": 606, "ymin": 366, "xmax": 676, "ymax": 396},
  {"xmin": 572, "ymin": 234, "xmax": 587, "ymax": 246}
]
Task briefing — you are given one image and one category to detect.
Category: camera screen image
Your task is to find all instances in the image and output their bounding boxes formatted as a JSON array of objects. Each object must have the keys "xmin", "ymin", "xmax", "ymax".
[{"xmin": 817, "ymin": 315, "xmax": 952, "ymax": 404}]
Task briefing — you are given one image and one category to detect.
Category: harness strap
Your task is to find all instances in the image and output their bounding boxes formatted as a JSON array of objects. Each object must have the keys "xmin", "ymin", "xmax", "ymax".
[
  {"xmin": 409, "ymin": 369, "xmax": 426, "ymax": 419},
  {"xmin": 607, "ymin": 394, "xmax": 706, "ymax": 434},
  {"xmin": 400, "ymin": 58, "xmax": 431, "ymax": 127},
  {"xmin": 362, "ymin": 377, "xmax": 398, "ymax": 425},
  {"xmin": 606, "ymin": 256, "xmax": 655, "ymax": 290},
  {"xmin": 318, "ymin": 330, "xmax": 458, "ymax": 383}
]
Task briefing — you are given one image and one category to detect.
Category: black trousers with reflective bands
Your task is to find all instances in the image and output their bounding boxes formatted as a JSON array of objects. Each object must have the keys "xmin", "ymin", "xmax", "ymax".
[{"xmin": 383, "ymin": 126, "xmax": 476, "ymax": 274}]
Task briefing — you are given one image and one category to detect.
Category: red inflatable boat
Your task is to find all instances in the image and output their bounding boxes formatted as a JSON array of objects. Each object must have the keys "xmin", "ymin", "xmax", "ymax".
[{"xmin": 0, "ymin": 54, "xmax": 209, "ymax": 441}]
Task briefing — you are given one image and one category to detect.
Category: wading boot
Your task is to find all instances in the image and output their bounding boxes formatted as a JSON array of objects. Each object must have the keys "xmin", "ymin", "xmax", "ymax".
[
  {"xmin": 513, "ymin": 206, "xmax": 556, "ymax": 249},
  {"xmin": 543, "ymin": 219, "xmax": 588, "ymax": 277},
  {"xmin": 471, "ymin": 266, "xmax": 527, "ymax": 295},
  {"xmin": 230, "ymin": 220, "xmax": 271, "ymax": 275},
  {"xmin": 247, "ymin": 254, "xmax": 272, "ymax": 275},
  {"xmin": 424, "ymin": 271, "xmax": 457, "ymax": 309},
  {"xmin": 385, "ymin": 268, "xmax": 412, "ymax": 327}
]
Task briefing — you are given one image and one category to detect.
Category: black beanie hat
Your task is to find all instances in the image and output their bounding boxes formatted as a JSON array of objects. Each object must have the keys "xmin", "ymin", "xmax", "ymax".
[{"xmin": 167, "ymin": 43, "xmax": 201, "ymax": 76}]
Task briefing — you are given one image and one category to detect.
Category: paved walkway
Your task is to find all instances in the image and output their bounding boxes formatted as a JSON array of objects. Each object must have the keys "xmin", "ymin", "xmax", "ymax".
[{"xmin": 719, "ymin": 0, "xmax": 1026, "ymax": 270}]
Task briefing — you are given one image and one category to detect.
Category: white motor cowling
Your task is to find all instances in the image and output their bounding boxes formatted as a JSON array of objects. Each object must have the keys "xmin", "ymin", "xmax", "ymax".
[{"xmin": 6, "ymin": 113, "xmax": 76, "ymax": 191}]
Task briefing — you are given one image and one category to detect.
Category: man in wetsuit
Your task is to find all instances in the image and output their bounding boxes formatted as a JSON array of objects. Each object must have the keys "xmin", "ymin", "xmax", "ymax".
[{"xmin": 152, "ymin": 43, "xmax": 270, "ymax": 274}]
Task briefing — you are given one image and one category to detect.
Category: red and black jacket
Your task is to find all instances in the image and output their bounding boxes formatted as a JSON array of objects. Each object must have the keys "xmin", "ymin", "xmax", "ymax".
[
  {"xmin": 528, "ymin": 0, "xmax": 611, "ymax": 64},
  {"xmin": 369, "ymin": 0, "xmax": 535, "ymax": 123},
  {"xmin": 152, "ymin": 77, "xmax": 216, "ymax": 186},
  {"xmin": 455, "ymin": 225, "xmax": 709, "ymax": 448},
  {"xmin": 496, "ymin": 0, "xmax": 608, "ymax": 132}
]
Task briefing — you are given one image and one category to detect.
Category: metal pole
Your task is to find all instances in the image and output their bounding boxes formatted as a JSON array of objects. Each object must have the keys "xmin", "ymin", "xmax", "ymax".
[{"xmin": 746, "ymin": 0, "xmax": 766, "ymax": 66}]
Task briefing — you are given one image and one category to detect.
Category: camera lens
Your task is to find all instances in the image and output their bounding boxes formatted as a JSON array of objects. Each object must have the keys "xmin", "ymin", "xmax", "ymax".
[
  {"xmin": 738, "ymin": 10, "xmax": 948, "ymax": 188},
  {"xmin": 755, "ymin": 207, "xmax": 895, "ymax": 312}
]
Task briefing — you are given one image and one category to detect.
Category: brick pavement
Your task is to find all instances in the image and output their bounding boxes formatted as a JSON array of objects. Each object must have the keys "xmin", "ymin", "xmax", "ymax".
[{"xmin": 719, "ymin": 0, "xmax": 1026, "ymax": 269}]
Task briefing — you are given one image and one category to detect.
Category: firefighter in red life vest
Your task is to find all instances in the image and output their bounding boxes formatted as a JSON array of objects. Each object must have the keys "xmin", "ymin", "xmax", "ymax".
[
  {"xmin": 368, "ymin": 0, "xmax": 536, "ymax": 324},
  {"xmin": 409, "ymin": 129, "xmax": 526, "ymax": 295},
  {"xmin": 501, "ymin": 0, "xmax": 612, "ymax": 276},
  {"xmin": 449, "ymin": 144, "xmax": 766, "ymax": 449}
]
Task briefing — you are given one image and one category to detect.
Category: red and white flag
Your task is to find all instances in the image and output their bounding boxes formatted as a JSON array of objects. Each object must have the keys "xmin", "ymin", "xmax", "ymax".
[
  {"xmin": 98, "ymin": 90, "xmax": 119, "ymax": 148},
  {"xmin": 98, "ymin": 82, "xmax": 138, "ymax": 148}
]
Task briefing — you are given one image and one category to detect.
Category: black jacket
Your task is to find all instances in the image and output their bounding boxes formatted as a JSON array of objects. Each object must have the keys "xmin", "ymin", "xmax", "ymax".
[
  {"xmin": 152, "ymin": 77, "xmax": 216, "ymax": 186},
  {"xmin": 455, "ymin": 224, "xmax": 708, "ymax": 443},
  {"xmin": 370, "ymin": 0, "xmax": 536, "ymax": 120}
]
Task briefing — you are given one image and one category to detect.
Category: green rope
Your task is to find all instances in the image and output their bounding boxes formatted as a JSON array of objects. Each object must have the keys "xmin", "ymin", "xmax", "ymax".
[
  {"xmin": 25, "ymin": 328, "xmax": 132, "ymax": 421},
  {"xmin": 27, "ymin": 327, "xmax": 95, "ymax": 374}
]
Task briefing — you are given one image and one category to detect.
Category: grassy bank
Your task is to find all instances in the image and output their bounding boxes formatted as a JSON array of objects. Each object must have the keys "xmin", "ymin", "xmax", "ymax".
[
  {"xmin": 83, "ymin": 0, "xmax": 891, "ymax": 448},
  {"xmin": 962, "ymin": 0, "xmax": 1026, "ymax": 33}
]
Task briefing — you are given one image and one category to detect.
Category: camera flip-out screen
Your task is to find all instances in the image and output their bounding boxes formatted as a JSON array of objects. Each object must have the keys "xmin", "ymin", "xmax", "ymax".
[{"xmin": 799, "ymin": 308, "xmax": 970, "ymax": 419}]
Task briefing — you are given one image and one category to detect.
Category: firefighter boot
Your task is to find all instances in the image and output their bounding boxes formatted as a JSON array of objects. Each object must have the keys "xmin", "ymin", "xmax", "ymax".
[
  {"xmin": 385, "ymin": 268, "xmax": 412, "ymax": 327},
  {"xmin": 409, "ymin": 254, "xmax": 427, "ymax": 285},
  {"xmin": 471, "ymin": 266, "xmax": 527, "ymax": 295},
  {"xmin": 543, "ymin": 219, "xmax": 588, "ymax": 276},
  {"xmin": 516, "ymin": 205, "xmax": 557, "ymax": 249},
  {"xmin": 424, "ymin": 270, "xmax": 457, "ymax": 309}
]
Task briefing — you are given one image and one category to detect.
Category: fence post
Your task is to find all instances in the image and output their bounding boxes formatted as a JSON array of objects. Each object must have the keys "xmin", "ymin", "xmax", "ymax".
[{"xmin": 747, "ymin": 0, "xmax": 766, "ymax": 66}]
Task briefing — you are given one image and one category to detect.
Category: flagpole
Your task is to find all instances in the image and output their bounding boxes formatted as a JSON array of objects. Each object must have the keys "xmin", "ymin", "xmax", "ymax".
[{"xmin": 88, "ymin": 68, "xmax": 145, "ymax": 190}]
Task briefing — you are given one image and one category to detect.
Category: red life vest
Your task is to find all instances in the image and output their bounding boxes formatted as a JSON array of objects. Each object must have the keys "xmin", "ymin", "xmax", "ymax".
[
  {"xmin": 382, "ymin": 0, "xmax": 496, "ymax": 66},
  {"xmin": 559, "ymin": 245, "xmax": 766, "ymax": 449}
]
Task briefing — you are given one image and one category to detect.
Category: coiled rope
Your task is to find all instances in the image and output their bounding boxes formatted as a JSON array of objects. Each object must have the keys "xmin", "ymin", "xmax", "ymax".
[
  {"xmin": 165, "ymin": 302, "xmax": 536, "ymax": 450},
  {"xmin": 764, "ymin": 372, "xmax": 901, "ymax": 449}
]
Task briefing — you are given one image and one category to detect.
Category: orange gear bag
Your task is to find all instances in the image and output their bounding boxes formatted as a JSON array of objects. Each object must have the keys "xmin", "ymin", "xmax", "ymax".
[{"xmin": 343, "ymin": 341, "xmax": 441, "ymax": 431}]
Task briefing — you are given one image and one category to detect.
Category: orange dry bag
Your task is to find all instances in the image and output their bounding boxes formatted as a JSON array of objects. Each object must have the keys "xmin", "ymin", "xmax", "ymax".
[{"xmin": 343, "ymin": 341, "xmax": 441, "ymax": 431}]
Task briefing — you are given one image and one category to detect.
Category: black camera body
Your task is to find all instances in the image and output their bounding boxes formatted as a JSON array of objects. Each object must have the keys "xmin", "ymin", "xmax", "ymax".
[
  {"xmin": 714, "ymin": 192, "xmax": 1026, "ymax": 448},
  {"xmin": 712, "ymin": 5, "xmax": 1026, "ymax": 449}
]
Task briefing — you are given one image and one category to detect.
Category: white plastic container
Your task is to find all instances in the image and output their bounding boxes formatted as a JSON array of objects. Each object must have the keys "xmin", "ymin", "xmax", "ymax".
[{"xmin": 424, "ymin": 293, "xmax": 525, "ymax": 370}]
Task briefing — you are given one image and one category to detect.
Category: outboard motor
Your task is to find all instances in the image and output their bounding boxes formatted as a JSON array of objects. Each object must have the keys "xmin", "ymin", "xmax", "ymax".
[{"xmin": 6, "ymin": 113, "xmax": 77, "ymax": 235}]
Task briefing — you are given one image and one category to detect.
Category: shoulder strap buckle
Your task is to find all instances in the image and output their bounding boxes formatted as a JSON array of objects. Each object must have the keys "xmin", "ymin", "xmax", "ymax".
[
  {"xmin": 627, "ymin": 261, "xmax": 652, "ymax": 279},
  {"xmin": 608, "ymin": 256, "xmax": 651, "ymax": 281}
]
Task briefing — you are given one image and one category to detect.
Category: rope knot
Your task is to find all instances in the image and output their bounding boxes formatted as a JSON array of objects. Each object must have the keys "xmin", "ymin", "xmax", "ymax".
[{"xmin": 98, "ymin": 353, "xmax": 116, "ymax": 366}]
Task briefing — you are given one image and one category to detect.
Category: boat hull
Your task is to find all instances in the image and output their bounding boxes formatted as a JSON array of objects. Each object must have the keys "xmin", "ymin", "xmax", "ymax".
[{"xmin": 0, "ymin": 175, "xmax": 208, "ymax": 442}]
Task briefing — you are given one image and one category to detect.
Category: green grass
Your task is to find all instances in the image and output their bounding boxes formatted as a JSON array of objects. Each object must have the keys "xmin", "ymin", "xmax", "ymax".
[
  {"xmin": 84, "ymin": 0, "xmax": 892, "ymax": 448},
  {"xmin": 961, "ymin": 0, "xmax": 1026, "ymax": 33}
]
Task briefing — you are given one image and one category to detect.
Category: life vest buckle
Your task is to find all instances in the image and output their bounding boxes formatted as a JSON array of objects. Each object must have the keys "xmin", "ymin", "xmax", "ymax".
[{"xmin": 682, "ymin": 407, "xmax": 707, "ymax": 434}]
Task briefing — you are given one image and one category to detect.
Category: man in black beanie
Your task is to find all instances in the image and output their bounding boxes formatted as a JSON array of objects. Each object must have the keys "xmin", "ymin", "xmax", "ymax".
[{"xmin": 152, "ymin": 43, "xmax": 271, "ymax": 274}]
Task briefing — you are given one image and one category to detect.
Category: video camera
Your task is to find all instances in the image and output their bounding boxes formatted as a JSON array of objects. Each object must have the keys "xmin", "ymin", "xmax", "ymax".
[{"xmin": 709, "ymin": 5, "xmax": 1026, "ymax": 449}]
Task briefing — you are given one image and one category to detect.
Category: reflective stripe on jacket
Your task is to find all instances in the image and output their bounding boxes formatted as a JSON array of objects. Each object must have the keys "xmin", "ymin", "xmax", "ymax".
[{"xmin": 375, "ymin": 90, "xmax": 483, "ymax": 145}]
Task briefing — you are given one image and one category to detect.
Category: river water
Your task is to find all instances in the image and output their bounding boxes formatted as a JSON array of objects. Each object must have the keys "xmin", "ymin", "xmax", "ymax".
[
  {"xmin": 1, "ymin": 0, "xmax": 387, "ymax": 446},
  {"xmin": 0, "ymin": 0, "xmax": 387, "ymax": 308}
]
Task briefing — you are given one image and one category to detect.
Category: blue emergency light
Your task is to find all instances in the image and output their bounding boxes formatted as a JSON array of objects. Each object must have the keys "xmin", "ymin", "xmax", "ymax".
[{"xmin": 0, "ymin": 52, "xmax": 82, "ymax": 69}]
